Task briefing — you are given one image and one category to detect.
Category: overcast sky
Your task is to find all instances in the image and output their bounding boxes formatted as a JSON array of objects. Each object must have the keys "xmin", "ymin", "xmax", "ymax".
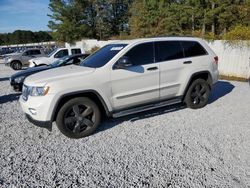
[{"xmin": 0, "ymin": 0, "xmax": 51, "ymax": 33}]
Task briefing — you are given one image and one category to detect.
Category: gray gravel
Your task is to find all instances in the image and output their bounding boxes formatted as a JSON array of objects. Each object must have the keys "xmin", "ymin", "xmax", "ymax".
[{"xmin": 0, "ymin": 63, "xmax": 250, "ymax": 187}]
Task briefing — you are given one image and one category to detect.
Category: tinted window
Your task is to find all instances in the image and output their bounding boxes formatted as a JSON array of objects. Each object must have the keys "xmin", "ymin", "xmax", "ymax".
[
  {"xmin": 181, "ymin": 41, "xmax": 207, "ymax": 57},
  {"xmin": 54, "ymin": 49, "xmax": 69, "ymax": 58},
  {"xmin": 124, "ymin": 43, "xmax": 154, "ymax": 65},
  {"xmin": 31, "ymin": 50, "xmax": 41, "ymax": 55},
  {"xmin": 71, "ymin": 48, "xmax": 81, "ymax": 55},
  {"xmin": 23, "ymin": 50, "xmax": 32, "ymax": 56},
  {"xmin": 155, "ymin": 41, "xmax": 184, "ymax": 62},
  {"xmin": 82, "ymin": 44, "xmax": 127, "ymax": 68}
]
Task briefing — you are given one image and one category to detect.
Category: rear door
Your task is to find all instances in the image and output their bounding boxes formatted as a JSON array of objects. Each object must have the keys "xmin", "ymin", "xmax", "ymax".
[
  {"xmin": 31, "ymin": 49, "xmax": 43, "ymax": 57},
  {"xmin": 111, "ymin": 42, "xmax": 160, "ymax": 110},
  {"xmin": 155, "ymin": 41, "xmax": 185, "ymax": 99},
  {"xmin": 156, "ymin": 40, "xmax": 209, "ymax": 99},
  {"xmin": 21, "ymin": 50, "xmax": 33, "ymax": 65}
]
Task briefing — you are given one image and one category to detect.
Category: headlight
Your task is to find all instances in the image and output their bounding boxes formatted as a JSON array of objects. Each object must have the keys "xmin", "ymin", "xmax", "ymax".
[
  {"xmin": 7, "ymin": 57, "xmax": 12, "ymax": 62},
  {"xmin": 14, "ymin": 76, "xmax": 25, "ymax": 83},
  {"xmin": 29, "ymin": 86, "xmax": 50, "ymax": 96}
]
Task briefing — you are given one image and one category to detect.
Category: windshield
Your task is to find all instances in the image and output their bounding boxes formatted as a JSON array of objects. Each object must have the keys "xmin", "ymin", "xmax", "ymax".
[
  {"xmin": 48, "ymin": 49, "xmax": 58, "ymax": 57},
  {"xmin": 81, "ymin": 44, "xmax": 127, "ymax": 68},
  {"xmin": 50, "ymin": 56, "xmax": 70, "ymax": 67}
]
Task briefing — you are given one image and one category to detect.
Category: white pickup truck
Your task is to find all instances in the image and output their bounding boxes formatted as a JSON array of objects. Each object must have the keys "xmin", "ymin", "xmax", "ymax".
[{"xmin": 29, "ymin": 47, "xmax": 85, "ymax": 67}]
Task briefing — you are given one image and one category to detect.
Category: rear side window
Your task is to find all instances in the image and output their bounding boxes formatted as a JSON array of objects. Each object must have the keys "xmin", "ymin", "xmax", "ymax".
[
  {"xmin": 54, "ymin": 49, "xmax": 69, "ymax": 58},
  {"xmin": 125, "ymin": 43, "xmax": 154, "ymax": 65},
  {"xmin": 71, "ymin": 48, "xmax": 81, "ymax": 55},
  {"xmin": 31, "ymin": 50, "xmax": 41, "ymax": 55},
  {"xmin": 181, "ymin": 41, "xmax": 207, "ymax": 58},
  {"xmin": 23, "ymin": 50, "xmax": 34, "ymax": 56},
  {"xmin": 155, "ymin": 41, "xmax": 184, "ymax": 62}
]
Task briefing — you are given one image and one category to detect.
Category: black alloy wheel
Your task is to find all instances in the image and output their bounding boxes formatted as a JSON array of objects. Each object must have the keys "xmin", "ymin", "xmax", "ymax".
[
  {"xmin": 11, "ymin": 61, "xmax": 22, "ymax": 70},
  {"xmin": 56, "ymin": 97, "xmax": 101, "ymax": 138},
  {"xmin": 185, "ymin": 79, "xmax": 210, "ymax": 109}
]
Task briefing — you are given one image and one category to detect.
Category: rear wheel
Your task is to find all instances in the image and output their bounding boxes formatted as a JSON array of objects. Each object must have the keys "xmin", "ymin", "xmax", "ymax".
[
  {"xmin": 11, "ymin": 61, "xmax": 22, "ymax": 70},
  {"xmin": 185, "ymin": 79, "xmax": 210, "ymax": 109},
  {"xmin": 56, "ymin": 97, "xmax": 101, "ymax": 139}
]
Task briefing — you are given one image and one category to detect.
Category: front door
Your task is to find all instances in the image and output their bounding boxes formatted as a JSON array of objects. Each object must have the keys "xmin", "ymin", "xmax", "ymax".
[{"xmin": 111, "ymin": 42, "xmax": 160, "ymax": 110}]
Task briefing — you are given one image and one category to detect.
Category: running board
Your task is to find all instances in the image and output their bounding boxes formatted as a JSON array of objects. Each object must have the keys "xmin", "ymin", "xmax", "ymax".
[{"xmin": 112, "ymin": 98, "xmax": 182, "ymax": 118}]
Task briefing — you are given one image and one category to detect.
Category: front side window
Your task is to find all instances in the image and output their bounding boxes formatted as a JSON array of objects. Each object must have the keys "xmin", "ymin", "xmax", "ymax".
[
  {"xmin": 54, "ymin": 49, "xmax": 69, "ymax": 58},
  {"xmin": 155, "ymin": 41, "xmax": 184, "ymax": 62},
  {"xmin": 124, "ymin": 43, "xmax": 154, "ymax": 66},
  {"xmin": 81, "ymin": 44, "xmax": 127, "ymax": 68},
  {"xmin": 181, "ymin": 41, "xmax": 207, "ymax": 58}
]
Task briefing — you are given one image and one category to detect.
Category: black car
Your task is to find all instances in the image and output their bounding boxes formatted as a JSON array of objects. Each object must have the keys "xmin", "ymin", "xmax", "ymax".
[{"xmin": 10, "ymin": 54, "xmax": 89, "ymax": 92}]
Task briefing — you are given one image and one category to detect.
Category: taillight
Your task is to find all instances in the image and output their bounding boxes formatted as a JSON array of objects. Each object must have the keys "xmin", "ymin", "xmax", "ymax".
[{"xmin": 214, "ymin": 56, "xmax": 218, "ymax": 64}]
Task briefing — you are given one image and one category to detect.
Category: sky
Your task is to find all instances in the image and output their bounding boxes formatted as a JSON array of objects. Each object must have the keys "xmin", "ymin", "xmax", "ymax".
[{"xmin": 0, "ymin": 0, "xmax": 51, "ymax": 33}]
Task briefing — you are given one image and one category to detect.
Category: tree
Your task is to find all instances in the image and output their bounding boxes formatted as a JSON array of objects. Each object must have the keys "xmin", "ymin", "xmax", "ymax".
[
  {"xmin": 0, "ymin": 30, "xmax": 52, "ymax": 45},
  {"xmin": 48, "ymin": 0, "xmax": 133, "ymax": 41},
  {"xmin": 48, "ymin": 0, "xmax": 91, "ymax": 42},
  {"xmin": 128, "ymin": 0, "xmax": 250, "ymax": 39}
]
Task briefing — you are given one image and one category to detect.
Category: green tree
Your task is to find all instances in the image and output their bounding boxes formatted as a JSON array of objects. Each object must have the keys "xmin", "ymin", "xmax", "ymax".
[{"xmin": 48, "ymin": 0, "xmax": 91, "ymax": 42}]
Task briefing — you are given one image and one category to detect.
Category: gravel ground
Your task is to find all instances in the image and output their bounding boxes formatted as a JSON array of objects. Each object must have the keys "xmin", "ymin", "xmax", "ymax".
[{"xmin": 0, "ymin": 63, "xmax": 250, "ymax": 187}]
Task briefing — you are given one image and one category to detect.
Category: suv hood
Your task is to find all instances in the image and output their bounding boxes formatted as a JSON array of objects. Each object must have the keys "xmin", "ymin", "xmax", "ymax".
[
  {"xmin": 25, "ymin": 65, "xmax": 95, "ymax": 86},
  {"xmin": 11, "ymin": 65, "xmax": 50, "ymax": 79}
]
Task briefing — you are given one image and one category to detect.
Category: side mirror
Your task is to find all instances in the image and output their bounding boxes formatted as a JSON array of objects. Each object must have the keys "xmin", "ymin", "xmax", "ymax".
[{"xmin": 115, "ymin": 56, "xmax": 132, "ymax": 69}]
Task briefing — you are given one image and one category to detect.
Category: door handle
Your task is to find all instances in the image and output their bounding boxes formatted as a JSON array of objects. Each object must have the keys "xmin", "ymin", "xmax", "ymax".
[
  {"xmin": 147, "ymin": 67, "xmax": 158, "ymax": 71},
  {"xmin": 183, "ymin": 61, "xmax": 192, "ymax": 64}
]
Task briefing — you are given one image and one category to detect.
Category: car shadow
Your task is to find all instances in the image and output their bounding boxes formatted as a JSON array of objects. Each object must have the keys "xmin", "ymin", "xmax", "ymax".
[
  {"xmin": 0, "ymin": 93, "xmax": 21, "ymax": 104},
  {"xmin": 0, "ymin": 77, "xmax": 9, "ymax": 82},
  {"xmin": 96, "ymin": 103, "xmax": 186, "ymax": 134},
  {"xmin": 96, "ymin": 80, "xmax": 235, "ymax": 135},
  {"xmin": 209, "ymin": 80, "xmax": 235, "ymax": 104}
]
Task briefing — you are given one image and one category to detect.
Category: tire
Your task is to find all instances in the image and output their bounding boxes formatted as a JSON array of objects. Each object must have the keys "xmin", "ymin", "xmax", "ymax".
[
  {"xmin": 11, "ymin": 61, "xmax": 22, "ymax": 70},
  {"xmin": 56, "ymin": 97, "xmax": 101, "ymax": 139},
  {"xmin": 184, "ymin": 79, "xmax": 210, "ymax": 109}
]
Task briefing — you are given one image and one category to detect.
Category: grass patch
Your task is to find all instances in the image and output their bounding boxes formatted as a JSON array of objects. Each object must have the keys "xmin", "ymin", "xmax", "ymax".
[{"xmin": 219, "ymin": 75, "xmax": 249, "ymax": 82}]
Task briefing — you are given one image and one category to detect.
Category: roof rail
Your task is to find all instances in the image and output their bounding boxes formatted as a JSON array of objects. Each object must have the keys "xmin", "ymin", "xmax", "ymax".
[{"xmin": 147, "ymin": 35, "xmax": 195, "ymax": 38}]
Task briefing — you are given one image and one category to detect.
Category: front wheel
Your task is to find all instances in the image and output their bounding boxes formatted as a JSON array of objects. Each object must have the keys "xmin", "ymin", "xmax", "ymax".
[
  {"xmin": 11, "ymin": 61, "xmax": 22, "ymax": 70},
  {"xmin": 56, "ymin": 97, "xmax": 101, "ymax": 139},
  {"xmin": 184, "ymin": 79, "xmax": 210, "ymax": 109}
]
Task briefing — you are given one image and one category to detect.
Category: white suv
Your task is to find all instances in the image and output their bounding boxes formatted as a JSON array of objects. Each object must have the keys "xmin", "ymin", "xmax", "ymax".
[{"xmin": 20, "ymin": 37, "xmax": 219, "ymax": 138}]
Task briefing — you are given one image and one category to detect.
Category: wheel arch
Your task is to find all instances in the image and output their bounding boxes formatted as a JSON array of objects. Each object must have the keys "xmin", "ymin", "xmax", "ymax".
[
  {"xmin": 51, "ymin": 90, "xmax": 111, "ymax": 122},
  {"xmin": 183, "ymin": 71, "xmax": 212, "ymax": 99},
  {"xmin": 10, "ymin": 60, "xmax": 22, "ymax": 66}
]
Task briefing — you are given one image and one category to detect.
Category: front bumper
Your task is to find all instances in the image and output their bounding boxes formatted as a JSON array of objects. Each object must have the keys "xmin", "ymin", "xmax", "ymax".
[
  {"xmin": 5, "ymin": 61, "xmax": 10, "ymax": 66},
  {"xmin": 26, "ymin": 114, "xmax": 52, "ymax": 131},
  {"xmin": 19, "ymin": 93, "xmax": 56, "ymax": 124}
]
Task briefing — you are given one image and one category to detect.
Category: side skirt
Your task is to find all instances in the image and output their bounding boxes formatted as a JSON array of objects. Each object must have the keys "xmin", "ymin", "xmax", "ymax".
[{"xmin": 112, "ymin": 97, "xmax": 183, "ymax": 118}]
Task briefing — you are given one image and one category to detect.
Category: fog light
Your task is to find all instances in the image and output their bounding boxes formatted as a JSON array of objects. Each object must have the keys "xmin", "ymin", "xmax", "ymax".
[{"xmin": 29, "ymin": 108, "xmax": 37, "ymax": 115}]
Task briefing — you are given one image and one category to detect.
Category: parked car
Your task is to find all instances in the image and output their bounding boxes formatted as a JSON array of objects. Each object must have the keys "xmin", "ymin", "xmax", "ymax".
[
  {"xmin": 20, "ymin": 37, "xmax": 219, "ymax": 139},
  {"xmin": 4, "ymin": 49, "xmax": 46, "ymax": 70},
  {"xmin": 28, "ymin": 47, "xmax": 85, "ymax": 67},
  {"xmin": 10, "ymin": 54, "xmax": 89, "ymax": 92}
]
